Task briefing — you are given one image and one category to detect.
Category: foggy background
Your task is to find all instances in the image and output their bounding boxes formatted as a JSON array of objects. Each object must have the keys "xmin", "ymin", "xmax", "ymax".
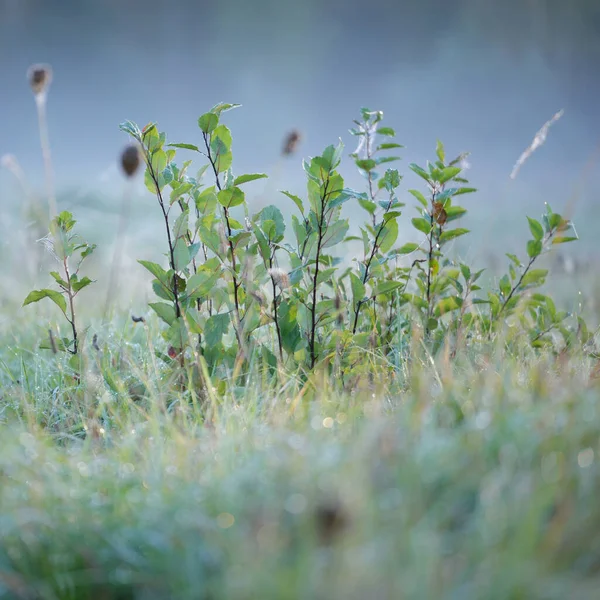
[{"xmin": 0, "ymin": 0, "xmax": 599, "ymax": 308}]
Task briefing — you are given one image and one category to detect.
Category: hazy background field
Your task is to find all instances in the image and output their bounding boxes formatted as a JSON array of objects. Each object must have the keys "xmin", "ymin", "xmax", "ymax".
[{"xmin": 1, "ymin": 0, "xmax": 599, "ymax": 309}]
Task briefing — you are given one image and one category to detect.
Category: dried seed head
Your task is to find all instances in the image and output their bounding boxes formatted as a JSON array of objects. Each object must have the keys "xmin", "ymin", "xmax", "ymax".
[
  {"xmin": 334, "ymin": 292, "xmax": 342, "ymax": 311},
  {"xmin": 268, "ymin": 268, "xmax": 290, "ymax": 290},
  {"xmin": 27, "ymin": 63, "xmax": 53, "ymax": 96},
  {"xmin": 120, "ymin": 144, "xmax": 141, "ymax": 177},
  {"xmin": 282, "ymin": 129, "xmax": 302, "ymax": 156}
]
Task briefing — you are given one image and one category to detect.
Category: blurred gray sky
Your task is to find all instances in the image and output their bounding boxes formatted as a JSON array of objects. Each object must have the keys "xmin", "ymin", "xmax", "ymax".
[{"xmin": 1, "ymin": 0, "xmax": 599, "ymax": 256}]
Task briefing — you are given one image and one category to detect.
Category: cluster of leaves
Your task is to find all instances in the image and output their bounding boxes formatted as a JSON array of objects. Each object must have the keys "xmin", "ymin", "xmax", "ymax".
[
  {"xmin": 116, "ymin": 105, "xmax": 588, "ymax": 381},
  {"xmin": 23, "ymin": 103, "xmax": 589, "ymax": 389},
  {"xmin": 23, "ymin": 211, "xmax": 95, "ymax": 365}
]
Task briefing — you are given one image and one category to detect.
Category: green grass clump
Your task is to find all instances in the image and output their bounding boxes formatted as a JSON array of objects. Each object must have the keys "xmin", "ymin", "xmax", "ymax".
[{"xmin": 1, "ymin": 345, "xmax": 600, "ymax": 599}]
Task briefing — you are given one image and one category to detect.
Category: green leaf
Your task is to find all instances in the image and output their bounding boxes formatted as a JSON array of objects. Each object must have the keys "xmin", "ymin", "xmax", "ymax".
[
  {"xmin": 459, "ymin": 264, "xmax": 471, "ymax": 281},
  {"xmin": 150, "ymin": 150, "xmax": 167, "ymax": 175},
  {"xmin": 356, "ymin": 159, "xmax": 376, "ymax": 171},
  {"xmin": 438, "ymin": 166, "xmax": 461, "ymax": 183},
  {"xmin": 454, "ymin": 187, "xmax": 477, "ymax": 196},
  {"xmin": 49, "ymin": 271, "xmax": 68, "ymax": 289},
  {"xmin": 506, "ymin": 253, "xmax": 522, "ymax": 267},
  {"xmin": 210, "ymin": 125, "xmax": 233, "ymax": 173},
  {"xmin": 23, "ymin": 289, "xmax": 67, "ymax": 316},
  {"xmin": 527, "ymin": 239, "xmax": 542, "ymax": 258},
  {"xmin": 436, "ymin": 140, "xmax": 445, "ymax": 163},
  {"xmin": 260, "ymin": 205, "xmax": 285, "ymax": 240},
  {"xmin": 280, "ymin": 190, "xmax": 304, "ymax": 215},
  {"xmin": 499, "ymin": 274, "xmax": 511, "ymax": 297},
  {"xmin": 434, "ymin": 296, "xmax": 462, "ymax": 317},
  {"xmin": 119, "ymin": 120, "xmax": 141, "ymax": 139},
  {"xmin": 279, "ymin": 300, "xmax": 302, "ymax": 354},
  {"xmin": 409, "ymin": 164, "xmax": 431, "ymax": 183},
  {"xmin": 170, "ymin": 183, "xmax": 193, "ymax": 204},
  {"xmin": 552, "ymin": 236, "xmax": 578, "ymax": 244},
  {"xmin": 186, "ymin": 269, "xmax": 222, "ymax": 300},
  {"xmin": 358, "ymin": 199, "xmax": 377, "ymax": 214},
  {"xmin": 167, "ymin": 143, "xmax": 200, "ymax": 152},
  {"xmin": 382, "ymin": 168, "xmax": 401, "ymax": 190},
  {"xmin": 217, "ymin": 187, "xmax": 245, "ymax": 208},
  {"xmin": 377, "ymin": 143, "xmax": 404, "ymax": 151},
  {"xmin": 152, "ymin": 280, "xmax": 174, "ymax": 302},
  {"xmin": 234, "ymin": 173, "xmax": 268, "ymax": 185},
  {"xmin": 439, "ymin": 228, "xmax": 469, "ymax": 243},
  {"xmin": 322, "ymin": 219, "xmax": 349, "ymax": 249},
  {"xmin": 445, "ymin": 206, "xmax": 467, "ymax": 222},
  {"xmin": 138, "ymin": 260, "xmax": 168, "ymax": 283},
  {"xmin": 198, "ymin": 112, "xmax": 219, "ymax": 134},
  {"xmin": 149, "ymin": 302, "xmax": 176, "ymax": 325},
  {"xmin": 376, "ymin": 127, "xmax": 395, "ymax": 136},
  {"xmin": 350, "ymin": 273, "xmax": 366, "ymax": 304},
  {"xmin": 372, "ymin": 281, "xmax": 403, "ymax": 297},
  {"xmin": 396, "ymin": 242, "xmax": 419, "ymax": 255},
  {"xmin": 408, "ymin": 189, "xmax": 428, "ymax": 208},
  {"xmin": 195, "ymin": 188, "xmax": 218, "ymax": 214},
  {"xmin": 173, "ymin": 210, "xmax": 189, "ymax": 240},
  {"xmin": 72, "ymin": 277, "xmax": 93, "ymax": 293},
  {"xmin": 521, "ymin": 269, "xmax": 547, "ymax": 288},
  {"xmin": 527, "ymin": 217, "xmax": 544, "ymax": 241},
  {"xmin": 412, "ymin": 217, "xmax": 432, "ymax": 235},
  {"xmin": 378, "ymin": 218, "xmax": 398, "ymax": 254},
  {"xmin": 204, "ymin": 313, "xmax": 230, "ymax": 347},
  {"xmin": 402, "ymin": 293, "xmax": 428, "ymax": 310},
  {"xmin": 173, "ymin": 238, "xmax": 190, "ymax": 271},
  {"xmin": 210, "ymin": 102, "xmax": 241, "ymax": 116}
]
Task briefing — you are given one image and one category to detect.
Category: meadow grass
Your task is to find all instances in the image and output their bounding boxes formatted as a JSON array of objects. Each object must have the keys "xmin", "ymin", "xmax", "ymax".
[{"xmin": 0, "ymin": 307, "xmax": 599, "ymax": 599}]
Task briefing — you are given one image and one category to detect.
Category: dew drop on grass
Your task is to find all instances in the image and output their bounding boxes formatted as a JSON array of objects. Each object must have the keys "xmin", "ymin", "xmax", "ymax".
[{"xmin": 285, "ymin": 493, "xmax": 307, "ymax": 515}]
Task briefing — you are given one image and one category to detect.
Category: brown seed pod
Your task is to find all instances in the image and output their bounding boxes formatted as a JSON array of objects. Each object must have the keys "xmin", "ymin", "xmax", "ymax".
[
  {"xmin": 314, "ymin": 499, "xmax": 349, "ymax": 545},
  {"xmin": 27, "ymin": 63, "xmax": 53, "ymax": 96},
  {"xmin": 432, "ymin": 201, "xmax": 447, "ymax": 225},
  {"xmin": 120, "ymin": 144, "xmax": 141, "ymax": 177},
  {"xmin": 282, "ymin": 129, "xmax": 301, "ymax": 156}
]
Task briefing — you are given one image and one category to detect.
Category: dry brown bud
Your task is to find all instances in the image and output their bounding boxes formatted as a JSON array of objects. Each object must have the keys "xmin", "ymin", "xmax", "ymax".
[
  {"xmin": 432, "ymin": 201, "xmax": 447, "ymax": 225},
  {"xmin": 120, "ymin": 144, "xmax": 141, "ymax": 177},
  {"xmin": 27, "ymin": 63, "xmax": 53, "ymax": 96},
  {"xmin": 282, "ymin": 130, "xmax": 302, "ymax": 156}
]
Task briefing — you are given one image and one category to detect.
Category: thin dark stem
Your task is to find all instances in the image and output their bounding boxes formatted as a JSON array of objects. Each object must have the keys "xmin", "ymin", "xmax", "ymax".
[
  {"xmin": 352, "ymin": 196, "xmax": 394, "ymax": 334},
  {"xmin": 310, "ymin": 178, "xmax": 330, "ymax": 369},
  {"xmin": 202, "ymin": 132, "xmax": 243, "ymax": 346},
  {"xmin": 365, "ymin": 127, "xmax": 377, "ymax": 226},
  {"xmin": 149, "ymin": 163, "xmax": 181, "ymax": 320},
  {"xmin": 425, "ymin": 191, "xmax": 437, "ymax": 332},
  {"xmin": 269, "ymin": 252, "xmax": 284, "ymax": 362},
  {"xmin": 530, "ymin": 324, "xmax": 556, "ymax": 344},
  {"xmin": 63, "ymin": 257, "xmax": 78, "ymax": 355},
  {"xmin": 499, "ymin": 255, "xmax": 535, "ymax": 315}
]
